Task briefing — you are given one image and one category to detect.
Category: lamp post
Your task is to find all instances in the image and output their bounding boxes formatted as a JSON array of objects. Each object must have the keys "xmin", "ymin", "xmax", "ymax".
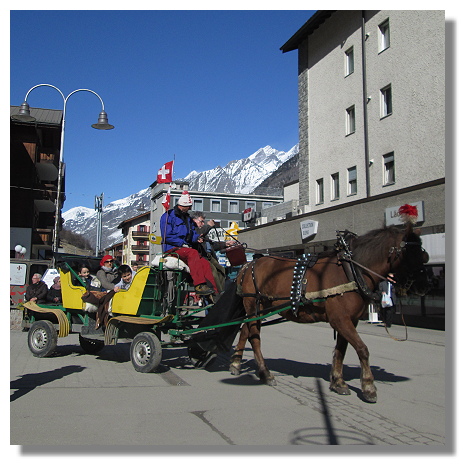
[{"xmin": 11, "ymin": 84, "xmax": 114, "ymax": 265}]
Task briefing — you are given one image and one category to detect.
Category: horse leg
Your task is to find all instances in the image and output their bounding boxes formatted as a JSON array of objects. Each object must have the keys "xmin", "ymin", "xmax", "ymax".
[
  {"xmin": 331, "ymin": 318, "xmax": 377, "ymax": 403},
  {"xmin": 330, "ymin": 333, "xmax": 351, "ymax": 396},
  {"xmin": 229, "ymin": 323, "xmax": 249, "ymax": 376},
  {"xmin": 248, "ymin": 320, "xmax": 276, "ymax": 386}
]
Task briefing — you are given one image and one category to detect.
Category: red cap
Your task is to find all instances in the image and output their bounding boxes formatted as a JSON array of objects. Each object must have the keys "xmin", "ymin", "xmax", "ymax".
[{"xmin": 100, "ymin": 255, "xmax": 113, "ymax": 266}]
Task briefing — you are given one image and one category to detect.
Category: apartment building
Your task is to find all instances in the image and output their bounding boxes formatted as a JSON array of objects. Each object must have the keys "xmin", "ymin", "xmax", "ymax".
[{"xmin": 238, "ymin": 10, "xmax": 445, "ymax": 268}]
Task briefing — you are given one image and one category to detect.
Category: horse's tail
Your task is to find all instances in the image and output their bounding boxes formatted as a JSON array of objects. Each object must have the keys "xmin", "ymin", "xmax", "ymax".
[{"xmin": 187, "ymin": 280, "xmax": 246, "ymax": 354}]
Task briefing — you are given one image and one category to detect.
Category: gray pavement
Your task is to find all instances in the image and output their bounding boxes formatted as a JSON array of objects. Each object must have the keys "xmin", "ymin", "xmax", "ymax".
[{"xmin": 10, "ymin": 319, "xmax": 448, "ymax": 449}]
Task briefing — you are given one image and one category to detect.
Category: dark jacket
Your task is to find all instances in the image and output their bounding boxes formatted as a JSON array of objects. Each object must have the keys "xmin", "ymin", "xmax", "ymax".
[
  {"xmin": 46, "ymin": 286, "xmax": 62, "ymax": 304},
  {"xmin": 160, "ymin": 206, "xmax": 199, "ymax": 252},
  {"xmin": 25, "ymin": 281, "xmax": 48, "ymax": 302},
  {"xmin": 379, "ymin": 279, "xmax": 397, "ymax": 306}
]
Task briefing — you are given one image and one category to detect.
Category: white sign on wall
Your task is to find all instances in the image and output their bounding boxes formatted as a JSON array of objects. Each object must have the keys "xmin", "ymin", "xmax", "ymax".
[
  {"xmin": 300, "ymin": 219, "xmax": 319, "ymax": 241},
  {"xmin": 385, "ymin": 201, "xmax": 425, "ymax": 226}
]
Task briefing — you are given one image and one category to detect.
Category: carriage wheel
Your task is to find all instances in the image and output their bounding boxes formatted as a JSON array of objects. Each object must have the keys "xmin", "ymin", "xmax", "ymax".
[
  {"xmin": 27, "ymin": 320, "xmax": 58, "ymax": 357},
  {"xmin": 79, "ymin": 335, "xmax": 105, "ymax": 354},
  {"xmin": 130, "ymin": 332, "xmax": 162, "ymax": 373}
]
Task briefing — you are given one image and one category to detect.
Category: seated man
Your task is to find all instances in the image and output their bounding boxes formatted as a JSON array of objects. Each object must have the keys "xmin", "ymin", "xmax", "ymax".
[
  {"xmin": 190, "ymin": 211, "xmax": 236, "ymax": 293},
  {"xmin": 25, "ymin": 273, "xmax": 48, "ymax": 303},
  {"xmin": 160, "ymin": 191, "xmax": 218, "ymax": 296}
]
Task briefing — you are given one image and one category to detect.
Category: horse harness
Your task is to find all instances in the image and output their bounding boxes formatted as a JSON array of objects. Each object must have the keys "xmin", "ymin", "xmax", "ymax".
[{"xmin": 238, "ymin": 230, "xmax": 411, "ymax": 318}]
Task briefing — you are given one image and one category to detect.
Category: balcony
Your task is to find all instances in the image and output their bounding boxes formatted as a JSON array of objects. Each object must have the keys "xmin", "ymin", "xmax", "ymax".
[
  {"xmin": 36, "ymin": 149, "xmax": 59, "ymax": 182},
  {"xmin": 132, "ymin": 230, "xmax": 150, "ymax": 239},
  {"xmin": 34, "ymin": 188, "xmax": 56, "ymax": 213},
  {"xmin": 32, "ymin": 228, "xmax": 53, "ymax": 247},
  {"xmin": 131, "ymin": 245, "xmax": 149, "ymax": 253}
]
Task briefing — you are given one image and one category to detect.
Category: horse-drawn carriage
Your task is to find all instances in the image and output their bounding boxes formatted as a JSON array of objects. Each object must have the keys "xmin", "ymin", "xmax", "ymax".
[
  {"xmin": 22, "ymin": 252, "xmax": 246, "ymax": 372},
  {"xmin": 21, "ymin": 207, "xmax": 429, "ymax": 403}
]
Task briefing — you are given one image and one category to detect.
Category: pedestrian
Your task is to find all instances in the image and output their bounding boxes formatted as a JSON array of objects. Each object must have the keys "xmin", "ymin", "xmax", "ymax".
[
  {"xmin": 96, "ymin": 255, "xmax": 119, "ymax": 291},
  {"xmin": 160, "ymin": 191, "xmax": 218, "ymax": 296},
  {"xmin": 25, "ymin": 273, "xmax": 48, "ymax": 303},
  {"xmin": 379, "ymin": 273, "xmax": 397, "ymax": 328}
]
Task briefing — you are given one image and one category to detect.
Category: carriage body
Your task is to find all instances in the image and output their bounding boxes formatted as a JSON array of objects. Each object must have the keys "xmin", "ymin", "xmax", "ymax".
[{"xmin": 22, "ymin": 254, "xmax": 216, "ymax": 372}]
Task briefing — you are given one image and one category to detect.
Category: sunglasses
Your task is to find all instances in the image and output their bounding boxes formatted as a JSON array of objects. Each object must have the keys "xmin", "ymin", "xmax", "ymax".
[{"xmin": 104, "ymin": 260, "xmax": 114, "ymax": 264}]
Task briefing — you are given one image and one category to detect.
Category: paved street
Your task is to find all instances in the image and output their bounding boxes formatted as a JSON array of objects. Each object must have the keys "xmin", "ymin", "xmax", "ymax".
[{"xmin": 11, "ymin": 319, "xmax": 447, "ymax": 449}]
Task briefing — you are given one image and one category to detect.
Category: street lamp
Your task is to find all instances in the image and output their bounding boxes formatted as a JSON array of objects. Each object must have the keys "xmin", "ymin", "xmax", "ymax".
[{"xmin": 11, "ymin": 84, "xmax": 114, "ymax": 264}]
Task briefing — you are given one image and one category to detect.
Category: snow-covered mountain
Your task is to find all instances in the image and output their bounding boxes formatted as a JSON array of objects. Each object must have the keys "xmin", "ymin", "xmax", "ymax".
[
  {"xmin": 63, "ymin": 144, "xmax": 298, "ymax": 249},
  {"xmin": 185, "ymin": 144, "xmax": 298, "ymax": 193}
]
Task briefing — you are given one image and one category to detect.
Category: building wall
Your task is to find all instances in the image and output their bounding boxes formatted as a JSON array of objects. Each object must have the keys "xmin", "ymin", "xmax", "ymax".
[{"xmin": 239, "ymin": 10, "xmax": 445, "ymax": 259}]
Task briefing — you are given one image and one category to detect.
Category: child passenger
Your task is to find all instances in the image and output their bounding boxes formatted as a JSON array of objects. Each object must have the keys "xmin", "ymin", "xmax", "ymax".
[{"xmin": 113, "ymin": 265, "xmax": 136, "ymax": 292}]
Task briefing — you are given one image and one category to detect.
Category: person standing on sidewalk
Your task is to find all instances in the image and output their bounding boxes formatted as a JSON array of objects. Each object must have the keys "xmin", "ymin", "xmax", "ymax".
[{"xmin": 379, "ymin": 273, "xmax": 397, "ymax": 328}]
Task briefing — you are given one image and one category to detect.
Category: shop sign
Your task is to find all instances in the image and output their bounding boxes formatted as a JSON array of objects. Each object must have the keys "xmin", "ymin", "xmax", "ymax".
[
  {"xmin": 300, "ymin": 219, "xmax": 319, "ymax": 241},
  {"xmin": 385, "ymin": 201, "xmax": 424, "ymax": 226}
]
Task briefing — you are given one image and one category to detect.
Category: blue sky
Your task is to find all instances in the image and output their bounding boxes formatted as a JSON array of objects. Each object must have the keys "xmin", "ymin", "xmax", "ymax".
[{"xmin": 10, "ymin": 9, "xmax": 315, "ymax": 212}]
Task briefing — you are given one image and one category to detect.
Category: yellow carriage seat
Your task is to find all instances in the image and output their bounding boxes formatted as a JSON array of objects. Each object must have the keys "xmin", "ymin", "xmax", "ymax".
[
  {"xmin": 111, "ymin": 266, "xmax": 150, "ymax": 316},
  {"xmin": 60, "ymin": 269, "xmax": 86, "ymax": 310}
]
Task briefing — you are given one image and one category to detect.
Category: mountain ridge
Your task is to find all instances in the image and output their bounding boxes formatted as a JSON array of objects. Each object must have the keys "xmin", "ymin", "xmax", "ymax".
[{"xmin": 63, "ymin": 144, "xmax": 299, "ymax": 249}]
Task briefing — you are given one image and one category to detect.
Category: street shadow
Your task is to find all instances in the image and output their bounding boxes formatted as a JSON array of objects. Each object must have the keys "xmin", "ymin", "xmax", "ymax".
[
  {"xmin": 214, "ymin": 356, "xmax": 409, "ymax": 385},
  {"xmin": 10, "ymin": 365, "xmax": 86, "ymax": 402},
  {"xmin": 289, "ymin": 378, "xmax": 375, "ymax": 445}
]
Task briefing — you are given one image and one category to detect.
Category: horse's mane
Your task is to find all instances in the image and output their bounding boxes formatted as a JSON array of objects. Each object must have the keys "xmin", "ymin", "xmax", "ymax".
[{"xmin": 350, "ymin": 225, "xmax": 403, "ymax": 267}]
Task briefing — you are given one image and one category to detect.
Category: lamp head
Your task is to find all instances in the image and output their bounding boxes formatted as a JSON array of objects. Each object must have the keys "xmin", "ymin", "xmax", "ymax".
[
  {"xmin": 92, "ymin": 111, "xmax": 114, "ymax": 130},
  {"xmin": 11, "ymin": 102, "xmax": 36, "ymax": 122}
]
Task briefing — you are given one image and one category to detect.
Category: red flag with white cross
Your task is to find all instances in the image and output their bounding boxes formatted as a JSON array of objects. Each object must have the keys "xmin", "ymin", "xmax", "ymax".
[{"xmin": 157, "ymin": 161, "xmax": 174, "ymax": 184}]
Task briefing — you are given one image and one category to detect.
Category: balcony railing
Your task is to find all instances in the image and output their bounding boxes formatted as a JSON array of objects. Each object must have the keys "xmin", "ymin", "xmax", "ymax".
[
  {"xmin": 132, "ymin": 231, "xmax": 150, "ymax": 238},
  {"xmin": 131, "ymin": 245, "xmax": 149, "ymax": 253}
]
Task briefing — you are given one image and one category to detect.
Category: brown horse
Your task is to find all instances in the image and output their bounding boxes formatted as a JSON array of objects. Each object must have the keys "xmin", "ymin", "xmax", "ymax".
[{"xmin": 230, "ymin": 222, "xmax": 429, "ymax": 403}]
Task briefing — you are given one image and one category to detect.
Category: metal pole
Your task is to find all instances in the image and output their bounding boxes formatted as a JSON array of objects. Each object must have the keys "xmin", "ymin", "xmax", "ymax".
[
  {"xmin": 17, "ymin": 84, "xmax": 112, "ymax": 266},
  {"xmin": 95, "ymin": 193, "xmax": 104, "ymax": 257}
]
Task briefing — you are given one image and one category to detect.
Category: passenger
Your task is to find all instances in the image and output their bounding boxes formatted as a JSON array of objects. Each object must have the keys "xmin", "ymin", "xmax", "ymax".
[
  {"xmin": 96, "ymin": 255, "xmax": 119, "ymax": 291},
  {"xmin": 160, "ymin": 191, "xmax": 218, "ymax": 296},
  {"xmin": 46, "ymin": 276, "xmax": 62, "ymax": 304},
  {"xmin": 190, "ymin": 211, "xmax": 236, "ymax": 293},
  {"xmin": 25, "ymin": 273, "xmax": 48, "ymax": 303},
  {"xmin": 77, "ymin": 264, "xmax": 101, "ymax": 291},
  {"xmin": 113, "ymin": 264, "xmax": 136, "ymax": 292}
]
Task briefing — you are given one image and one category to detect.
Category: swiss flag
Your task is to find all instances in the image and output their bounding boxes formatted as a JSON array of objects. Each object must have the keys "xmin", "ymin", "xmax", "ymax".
[
  {"xmin": 162, "ymin": 187, "xmax": 171, "ymax": 211},
  {"xmin": 157, "ymin": 161, "xmax": 174, "ymax": 183}
]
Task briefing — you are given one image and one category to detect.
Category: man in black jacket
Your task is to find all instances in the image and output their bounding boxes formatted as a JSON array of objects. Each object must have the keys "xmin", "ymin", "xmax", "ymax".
[{"xmin": 25, "ymin": 273, "xmax": 48, "ymax": 303}]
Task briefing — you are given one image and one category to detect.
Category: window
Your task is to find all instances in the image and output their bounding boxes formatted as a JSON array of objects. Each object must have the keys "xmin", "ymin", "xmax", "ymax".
[
  {"xmin": 316, "ymin": 178, "xmax": 324, "ymax": 204},
  {"xmin": 347, "ymin": 167, "xmax": 357, "ymax": 195},
  {"xmin": 228, "ymin": 200, "xmax": 239, "ymax": 213},
  {"xmin": 193, "ymin": 198, "xmax": 203, "ymax": 211},
  {"xmin": 379, "ymin": 19, "xmax": 390, "ymax": 52},
  {"xmin": 380, "ymin": 85, "xmax": 392, "ymax": 117},
  {"xmin": 331, "ymin": 173, "xmax": 340, "ymax": 200},
  {"xmin": 383, "ymin": 153, "xmax": 395, "ymax": 185},
  {"xmin": 210, "ymin": 199, "xmax": 221, "ymax": 212},
  {"xmin": 245, "ymin": 201, "xmax": 256, "ymax": 211},
  {"xmin": 345, "ymin": 47, "xmax": 354, "ymax": 76},
  {"xmin": 346, "ymin": 105, "xmax": 356, "ymax": 135},
  {"xmin": 262, "ymin": 202, "xmax": 274, "ymax": 209}
]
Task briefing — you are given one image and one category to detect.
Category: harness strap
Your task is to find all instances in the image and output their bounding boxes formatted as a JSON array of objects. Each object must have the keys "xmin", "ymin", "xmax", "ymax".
[
  {"xmin": 290, "ymin": 253, "xmax": 318, "ymax": 316},
  {"xmin": 304, "ymin": 281, "xmax": 358, "ymax": 300}
]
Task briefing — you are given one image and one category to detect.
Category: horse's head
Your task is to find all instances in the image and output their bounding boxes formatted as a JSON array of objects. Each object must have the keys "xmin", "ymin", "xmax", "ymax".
[{"xmin": 392, "ymin": 224, "xmax": 430, "ymax": 296}]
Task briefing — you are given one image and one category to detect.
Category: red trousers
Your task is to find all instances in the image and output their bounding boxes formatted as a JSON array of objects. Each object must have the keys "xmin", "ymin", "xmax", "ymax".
[{"xmin": 166, "ymin": 247, "xmax": 219, "ymax": 293}]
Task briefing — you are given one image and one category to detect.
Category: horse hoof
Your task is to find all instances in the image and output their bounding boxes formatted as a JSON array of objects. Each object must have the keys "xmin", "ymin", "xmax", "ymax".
[
  {"xmin": 330, "ymin": 384, "xmax": 351, "ymax": 396},
  {"xmin": 363, "ymin": 391, "xmax": 377, "ymax": 403},
  {"xmin": 229, "ymin": 364, "xmax": 241, "ymax": 376}
]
